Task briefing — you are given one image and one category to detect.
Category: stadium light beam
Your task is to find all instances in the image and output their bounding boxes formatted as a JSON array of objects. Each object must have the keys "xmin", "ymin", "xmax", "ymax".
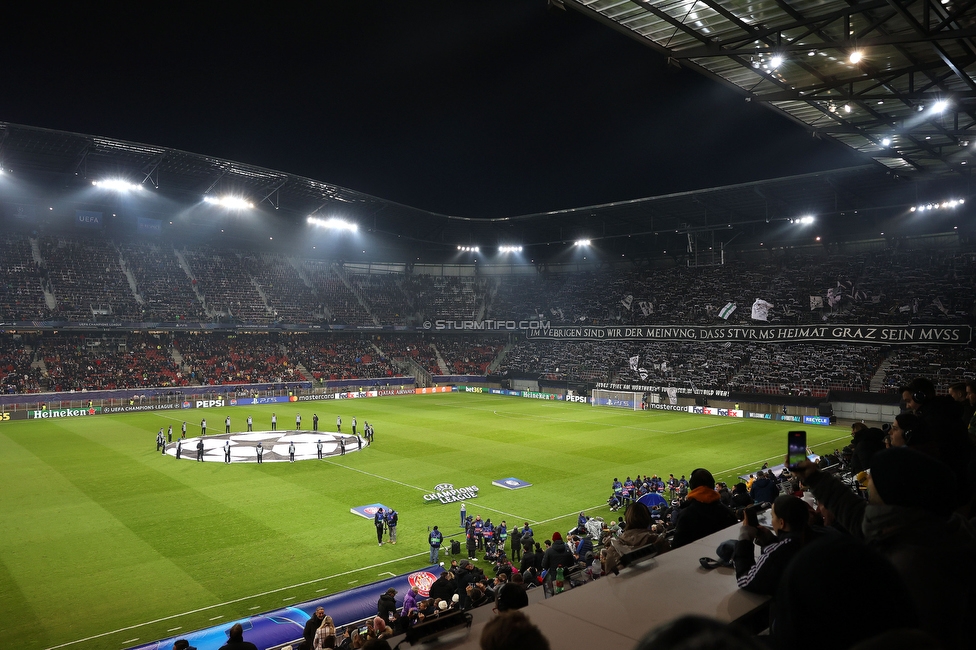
[
  {"xmin": 574, "ymin": 239, "xmax": 591, "ymax": 246},
  {"xmin": 307, "ymin": 216, "xmax": 358, "ymax": 232},
  {"xmin": 92, "ymin": 179, "xmax": 144, "ymax": 193},
  {"xmin": 457, "ymin": 245, "xmax": 480, "ymax": 252},
  {"xmin": 498, "ymin": 245, "xmax": 523, "ymax": 253},
  {"xmin": 204, "ymin": 195, "xmax": 254, "ymax": 209}
]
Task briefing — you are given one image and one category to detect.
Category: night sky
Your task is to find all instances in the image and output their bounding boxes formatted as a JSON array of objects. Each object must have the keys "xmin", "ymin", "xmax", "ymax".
[{"xmin": 3, "ymin": 1, "xmax": 864, "ymax": 218}]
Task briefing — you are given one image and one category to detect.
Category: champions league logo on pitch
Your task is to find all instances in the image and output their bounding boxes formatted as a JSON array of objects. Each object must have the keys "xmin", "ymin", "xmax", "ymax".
[{"xmin": 423, "ymin": 483, "xmax": 479, "ymax": 504}]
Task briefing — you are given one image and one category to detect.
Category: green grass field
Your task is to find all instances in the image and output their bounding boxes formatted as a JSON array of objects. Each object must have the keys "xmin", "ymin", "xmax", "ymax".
[{"xmin": 0, "ymin": 392, "xmax": 847, "ymax": 650}]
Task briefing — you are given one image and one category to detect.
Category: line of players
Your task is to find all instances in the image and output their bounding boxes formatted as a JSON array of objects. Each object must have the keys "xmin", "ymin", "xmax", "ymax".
[
  {"xmin": 155, "ymin": 413, "xmax": 374, "ymax": 440},
  {"xmin": 155, "ymin": 414, "xmax": 376, "ymax": 461}
]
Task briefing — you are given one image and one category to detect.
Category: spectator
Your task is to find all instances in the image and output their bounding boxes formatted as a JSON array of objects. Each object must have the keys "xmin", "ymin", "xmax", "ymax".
[
  {"xmin": 850, "ymin": 426, "xmax": 887, "ymax": 473},
  {"xmin": 602, "ymin": 502, "xmax": 670, "ymax": 575},
  {"xmin": 541, "ymin": 532, "xmax": 576, "ymax": 574},
  {"xmin": 733, "ymin": 495, "xmax": 815, "ymax": 595},
  {"xmin": 218, "ymin": 623, "xmax": 258, "ymax": 650},
  {"xmin": 494, "ymin": 580, "xmax": 529, "ymax": 612},
  {"xmin": 480, "ymin": 611, "xmax": 550, "ymax": 650},
  {"xmin": 313, "ymin": 615, "xmax": 336, "ymax": 650},
  {"xmin": 301, "ymin": 607, "xmax": 325, "ymax": 650},
  {"xmin": 748, "ymin": 471, "xmax": 779, "ymax": 504},
  {"xmin": 376, "ymin": 588, "xmax": 397, "ymax": 625},
  {"xmin": 793, "ymin": 449, "xmax": 976, "ymax": 647},
  {"xmin": 671, "ymin": 468, "xmax": 737, "ymax": 548},
  {"xmin": 770, "ymin": 535, "xmax": 930, "ymax": 650},
  {"xmin": 730, "ymin": 483, "xmax": 752, "ymax": 509}
]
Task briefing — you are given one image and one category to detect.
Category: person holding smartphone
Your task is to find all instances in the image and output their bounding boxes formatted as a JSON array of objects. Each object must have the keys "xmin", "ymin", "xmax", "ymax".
[{"xmin": 733, "ymin": 495, "xmax": 813, "ymax": 595}]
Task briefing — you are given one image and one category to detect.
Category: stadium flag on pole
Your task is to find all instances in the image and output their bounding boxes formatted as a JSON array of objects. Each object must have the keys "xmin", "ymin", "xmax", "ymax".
[
  {"xmin": 621, "ymin": 295, "xmax": 634, "ymax": 310},
  {"xmin": 629, "ymin": 355, "xmax": 639, "ymax": 371},
  {"xmin": 638, "ymin": 301, "xmax": 653, "ymax": 316},
  {"xmin": 638, "ymin": 368, "xmax": 649, "ymax": 381},
  {"xmin": 718, "ymin": 302, "xmax": 736, "ymax": 319},
  {"xmin": 810, "ymin": 296, "xmax": 823, "ymax": 310},
  {"xmin": 751, "ymin": 299, "xmax": 773, "ymax": 321}
]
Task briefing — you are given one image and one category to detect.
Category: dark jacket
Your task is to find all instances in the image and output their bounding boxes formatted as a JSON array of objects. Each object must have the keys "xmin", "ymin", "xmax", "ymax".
[
  {"xmin": 671, "ymin": 488, "xmax": 737, "ymax": 548},
  {"xmin": 428, "ymin": 575, "xmax": 455, "ymax": 602},
  {"xmin": 807, "ymin": 468, "xmax": 976, "ymax": 648},
  {"xmin": 520, "ymin": 550, "xmax": 541, "ymax": 574},
  {"xmin": 377, "ymin": 593, "xmax": 397, "ymax": 622},
  {"xmin": 749, "ymin": 477, "xmax": 779, "ymax": 504},
  {"xmin": 541, "ymin": 539, "xmax": 576, "ymax": 571}
]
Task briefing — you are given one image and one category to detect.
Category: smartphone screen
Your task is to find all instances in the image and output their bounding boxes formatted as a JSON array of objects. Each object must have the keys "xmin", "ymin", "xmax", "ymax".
[{"xmin": 787, "ymin": 430, "xmax": 807, "ymax": 468}]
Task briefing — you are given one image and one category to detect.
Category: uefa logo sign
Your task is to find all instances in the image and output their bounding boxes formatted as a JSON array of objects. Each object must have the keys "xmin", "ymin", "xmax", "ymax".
[{"xmin": 433, "ymin": 483, "xmax": 454, "ymax": 492}]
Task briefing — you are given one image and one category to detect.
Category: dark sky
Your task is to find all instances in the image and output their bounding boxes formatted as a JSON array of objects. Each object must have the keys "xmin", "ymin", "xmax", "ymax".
[{"xmin": 3, "ymin": 1, "xmax": 864, "ymax": 218}]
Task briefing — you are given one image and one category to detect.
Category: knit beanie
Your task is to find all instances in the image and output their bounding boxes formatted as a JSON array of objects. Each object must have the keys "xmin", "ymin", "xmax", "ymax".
[{"xmin": 551, "ymin": 532, "xmax": 562, "ymax": 542}]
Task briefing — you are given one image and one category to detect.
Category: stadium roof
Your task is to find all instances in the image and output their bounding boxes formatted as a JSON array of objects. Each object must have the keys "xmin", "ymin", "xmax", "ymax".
[
  {"xmin": 562, "ymin": 0, "xmax": 976, "ymax": 176},
  {"xmin": 0, "ymin": 121, "xmax": 970, "ymax": 263}
]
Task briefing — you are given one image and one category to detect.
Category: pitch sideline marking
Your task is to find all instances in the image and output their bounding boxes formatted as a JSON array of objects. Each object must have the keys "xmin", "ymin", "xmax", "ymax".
[{"xmin": 41, "ymin": 551, "xmax": 432, "ymax": 650}]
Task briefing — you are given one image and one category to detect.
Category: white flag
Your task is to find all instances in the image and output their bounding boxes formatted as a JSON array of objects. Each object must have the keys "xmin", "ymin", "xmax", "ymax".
[
  {"xmin": 638, "ymin": 301, "xmax": 653, "ymax": 316},
  {"xmin": 933, "ymin": 298, "xmax": 949, "ymax": 315},
  {"xmin": 638, "ymin": 368, "xmax": 648, "ymax": 381},
  {"xmin": 621, "ymin": 295, "xmax": 633, "ymax": 310},
  {"xmin": 826, "ymin": 288, "xmax": 841, "ymax": 307},
  {"xmin": 718, "ymin": 302, "xmax": 736, "ymax": 319},
  {"xmin": 751, "ymin": 299, "xmax": 773, "ymax": 321},
  {"xmin": 629, "ymin": 355, "xmax": 639, "ymax": 371},
  {"xmin": 810, "ymin": 296, "xmax": 823, "ymax": 310}
]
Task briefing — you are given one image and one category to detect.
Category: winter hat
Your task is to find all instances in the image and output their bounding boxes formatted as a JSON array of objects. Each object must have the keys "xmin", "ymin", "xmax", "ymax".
[
  {"xmin": 438, "ymin": 600, "xmax": 448, "ymax": 610},
  {"xmin": 551, "ymin": 532, "xmax": 562, "ymax": 541},
  {"xmin": 870, "ymin": 448, "xmax": 953, "ymax": 515},
  {"xmin": 451, "ymin": 593, "xmax": 460, "ymax": 603}
]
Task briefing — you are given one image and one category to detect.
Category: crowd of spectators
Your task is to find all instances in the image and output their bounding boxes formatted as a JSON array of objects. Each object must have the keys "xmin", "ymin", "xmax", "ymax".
[
  {"xmin": 173, "ymin": 333, "xmax": 300, "ymax": 385},
  {"xmin": 1, "ymin": 234, "xmax": 974, "ymax": 333},
  {"xmin": 0, "ymin": 235, "xmax": 48, "ymax": 320},
  {"xmin": 288, "ymin": 337, "xmax": 397, "ymax": 381},
  {"xmin": 33, "ymin": 333, "xmax": 184, "ymax": 391},
  {"xmin": 181, "ymin": 246, "xmax": 271, "ymax": 322},
  {"xmin": 119, "ymin": 242, "xmax": 207, "ymax": 322},
  {"xmin": 39, "ymin": 236, "xmax": 142, "ymax": 321}
]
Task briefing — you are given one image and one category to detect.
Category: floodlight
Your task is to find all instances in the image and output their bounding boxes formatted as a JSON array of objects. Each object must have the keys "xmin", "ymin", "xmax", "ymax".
[
  {"xmin": 204, "ymin": 195, "xmax": 253, "ymax": 209},
  {"xmin": 498, "ymin": 245, "xmax": 523, "ymax": 253},
  {"xmin": 574, "ymin": 239, "xmax": 591, "ymax": 246},
  {"xmin": 93, "ymin": 179, "xmax": 143, "ymax": 193},
  {"xmin": 770, "ymin": 55, "xmax": 784, "ymax": 69},
  {"xmin": 911, "ymin": 198, "xmax": 964, "ymax": 212},
  {"xmin": 457, "ymin": 246, "xmax": 479, "ymax": 252},
  {"xmin": 307, "ymin": 216, "xmax": 357, "ymax": 231},
  {"xmin": 849, "ymin": 51, "xmax": 863, "ymax": 64},
  {"xmin": 881, "ymin": 138, "xmax": 891, "ymax": 146},
  {"xmin": 932, "ymin": 100, "xmax": 949, "ymax": 113}
]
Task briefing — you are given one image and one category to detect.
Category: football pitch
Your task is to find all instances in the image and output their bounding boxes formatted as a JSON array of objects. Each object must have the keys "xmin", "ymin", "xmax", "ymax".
[{"xmin": 0, "ymin": 392, "xmax": 847, "ymax": 650}]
